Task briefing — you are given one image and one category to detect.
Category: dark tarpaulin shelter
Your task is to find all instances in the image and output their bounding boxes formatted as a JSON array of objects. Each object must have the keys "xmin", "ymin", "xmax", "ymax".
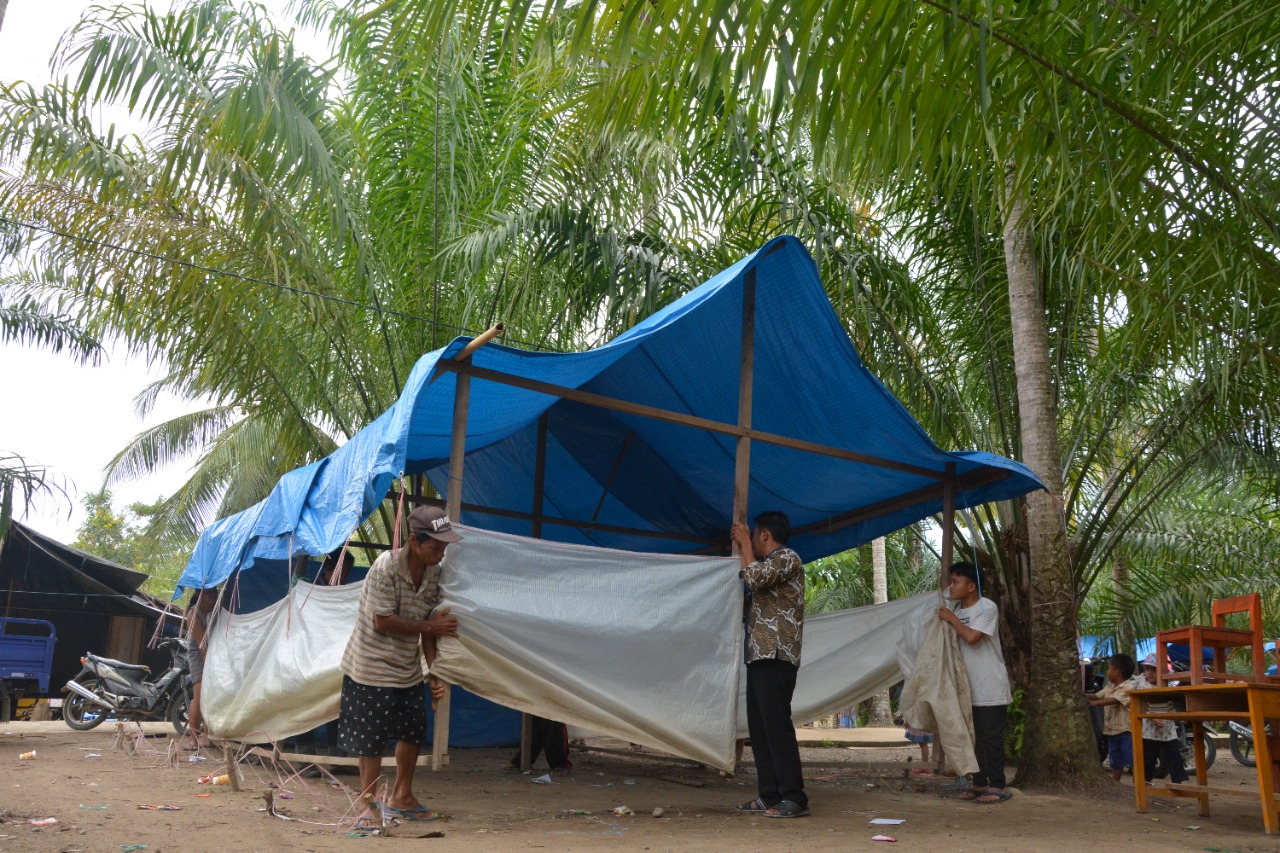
[
  {"xmin": 178, "ymin": 235, "xmax": 1042, "ymax": 594},
  {"xmin": 174, "ymin": 235, "xmax": 1044, "ymax": 756}
]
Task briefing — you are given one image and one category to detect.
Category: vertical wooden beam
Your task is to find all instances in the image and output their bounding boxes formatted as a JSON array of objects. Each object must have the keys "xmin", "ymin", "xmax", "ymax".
[
  {"xmin": 731, "ymin": 270, "xmax": 756, "ymax": 556},
  {"xmin": 432, "ymin": 363, "xmax": 471, "ymax": 771},
  {"xmin": 531, "ymin": 412, "xmax": 548, "ymax": 540},
  {"xmin": 939, "ymin": 462, "xmax": 957, "ymax": 595},
  {"xmin": 520, "ymin": 411, "xmax": 550, "ymax": 770}
]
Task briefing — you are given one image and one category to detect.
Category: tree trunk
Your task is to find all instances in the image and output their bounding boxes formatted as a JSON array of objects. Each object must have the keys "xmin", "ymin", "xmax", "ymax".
[
  {"xmin": 868, "ymin": 537, "xmax": 894, "ymax": 726},
  {"xmin": 1000, "ymin": 170, "xmax": 1104, "ymax": 788}
]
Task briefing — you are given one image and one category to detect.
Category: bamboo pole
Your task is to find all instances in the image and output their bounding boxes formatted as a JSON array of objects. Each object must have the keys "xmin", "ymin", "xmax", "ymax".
[
  {"xmin": 731, "ymin": 270, "xmax": 756, "ymax": 555},
  {"xmin": 939, "ymin": 463, "xmax": 957, "ymax": 596},
  {"xmin": 520, "ymin": 413, "xmax": 549, "ymax": 771},
  {"xmin": 432, "ymin": 361, "xmax": 472, "ymax": 771}
]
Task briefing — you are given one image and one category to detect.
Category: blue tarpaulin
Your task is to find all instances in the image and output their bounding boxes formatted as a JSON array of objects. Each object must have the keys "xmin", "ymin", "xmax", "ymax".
[{"xmin": 177, "ymin": 236, "xmax": 1044, "ymax": 596}]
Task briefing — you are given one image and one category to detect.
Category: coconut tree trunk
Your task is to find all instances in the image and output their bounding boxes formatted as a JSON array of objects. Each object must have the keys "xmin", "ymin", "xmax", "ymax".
[
  {"xmin": 868, "ymin": 536, "xmax": 894, "ymax": 726},
  {"xmin": 1001, "ymin": 170, "xmax": 1102, "ymax": 786}
]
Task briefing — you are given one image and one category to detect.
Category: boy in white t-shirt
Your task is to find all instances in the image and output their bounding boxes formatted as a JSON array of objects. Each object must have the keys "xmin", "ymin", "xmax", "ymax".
[{"xmin": 938, "ymin": 562, "xmax": 1013, "ymax": 804}]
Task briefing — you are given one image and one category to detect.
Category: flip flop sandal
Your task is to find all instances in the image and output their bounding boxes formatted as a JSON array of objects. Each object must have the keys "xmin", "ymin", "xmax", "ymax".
[
  {"xmin": 763, "ymin": 799, "xmax": 810, "ymax": 818},
  {"xmin": 735, "ymin": 797, "xmax": 770, "ymax": 813},
  {"xmin": 351, "ymin": 815, "xmax": 383, "ymax": 833},
  {"xmin": 957, "ymin": 789, "xmax": 986, "ymax": 801},
  {"xmin": 976, "ymin": 791, "xmax": 1013, "ymax": 805},
  {"xmin": 381, "ymin": 803, "xmax": 443, "ymax": 822}
]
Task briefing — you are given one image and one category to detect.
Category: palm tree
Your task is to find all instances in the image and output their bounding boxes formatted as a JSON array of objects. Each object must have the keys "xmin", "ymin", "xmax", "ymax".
[
  {"xmin": 0, "ymin": 0, "xmax": 903, "ymax": 547},
  {"xmin": 379, "ymin": 1, "xmax": 1280, "ymax": 783}
]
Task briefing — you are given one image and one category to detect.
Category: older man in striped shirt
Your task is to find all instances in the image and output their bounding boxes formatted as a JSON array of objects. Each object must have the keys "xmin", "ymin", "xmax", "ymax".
[{"xmin": 338, "ymin": 505, "xmax": 461, "ymax": 829}]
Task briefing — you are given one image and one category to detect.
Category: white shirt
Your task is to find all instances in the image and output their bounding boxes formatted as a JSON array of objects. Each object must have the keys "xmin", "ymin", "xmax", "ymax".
[{"xmin": 951, "ymin": 596, "xmax": 1012, "ymax": 707}]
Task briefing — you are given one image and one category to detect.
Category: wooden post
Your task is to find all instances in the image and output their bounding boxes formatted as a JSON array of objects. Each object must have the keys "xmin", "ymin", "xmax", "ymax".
[
  {"xmin": 731, "ymin": 270, "xmax": 756, "ymax": 555},
  {"xmin": 432, "ymin": 360, "xmax": 472, "ymax": 771},
  {"xmin": 939, "ymin": 463, "xmax": 956, "ymax": 595},
  {"xmin": 520, "ymin": 412, "xmax": 549, "ymax": 771}
]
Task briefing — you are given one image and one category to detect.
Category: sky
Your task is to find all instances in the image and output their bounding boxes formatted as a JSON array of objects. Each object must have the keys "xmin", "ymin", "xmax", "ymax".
[{"xmin": 0, "ymin": 0, "xmax": 325, "ymax": 543}]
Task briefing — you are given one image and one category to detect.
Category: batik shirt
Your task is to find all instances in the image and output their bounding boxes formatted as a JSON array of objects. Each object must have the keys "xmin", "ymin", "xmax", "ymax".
[
  {"xmin": 340, "ymin": 547, "xmax": 441, "ymax": 688},
  {"xmin": 742, "ymin": 546, "xmax": 805, "ymax": 666}
]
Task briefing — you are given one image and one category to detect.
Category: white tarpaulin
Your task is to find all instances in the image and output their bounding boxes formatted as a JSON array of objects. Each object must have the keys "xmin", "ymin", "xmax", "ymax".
[
  {"xmin": 733, "ymin": 592, "xmax": 936, "ymax": 735},
  {"xmin": 202, "ymin": 581, "xmax": 359, "ymax": 742},
  {"xmin": 201, "ymin": 527, "xmax": 942, "ymax": 765},
  {"xmin": 896, "ymin": 603, "xmax": 978, "ymax": 775},
  {"xmin": 429, "ymin": 527, "xmax": 743, "ymax": 770}
]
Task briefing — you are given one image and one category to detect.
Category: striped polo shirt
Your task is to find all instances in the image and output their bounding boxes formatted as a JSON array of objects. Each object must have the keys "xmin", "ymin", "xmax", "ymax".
[{"xmin": 340, "ymin": 547, "xmax": 441, "ymax": 688}]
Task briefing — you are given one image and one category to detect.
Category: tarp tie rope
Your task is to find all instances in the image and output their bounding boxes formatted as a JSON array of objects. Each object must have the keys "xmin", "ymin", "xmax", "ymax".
[
  {"xmin": 392, "ymin": 473, "xmax": 407, "ymax": 552},
  {"xmin": 146, "ymin": 597, "xmax": 175, "ymax": 650},
  {"xmin": 285, "ymin": 534, "xmax": 295, "ymax": 637},
  {"xmin": 331, "ymin": 537, "xmax": 352, "ymax": 586}
]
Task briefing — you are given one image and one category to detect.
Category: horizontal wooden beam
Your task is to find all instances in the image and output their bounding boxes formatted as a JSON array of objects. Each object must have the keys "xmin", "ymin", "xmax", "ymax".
[
  {"xmin": 434, "ymin": 360, "xmax": 944, "ymax": 481},
  {"xmin": 387, "ymin": 490, "xmax": 718, "ymax": 546},
  {"xmin": 791, "ymin": 466, "xmax": 1012, "ymax": 540}
]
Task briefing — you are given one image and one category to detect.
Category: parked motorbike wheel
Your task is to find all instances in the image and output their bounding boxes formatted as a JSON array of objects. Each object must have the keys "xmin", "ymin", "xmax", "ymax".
[
  {"xmin": 1179, "ymin": 730, "xmax": 1217, "ymax": 770},
  {"xmin": 63, "ymin": 676, "xmax": 109, "ymax": 731},
  {"xmin": 1229, "ymin": 727, "xmax": 1256, "ymax": 767},
  {"xmin": 169, "ymin": 689, "xmax": 191, "ymax": 736}
]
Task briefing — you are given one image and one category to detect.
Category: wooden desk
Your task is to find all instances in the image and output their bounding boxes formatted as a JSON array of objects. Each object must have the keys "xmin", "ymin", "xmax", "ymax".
[{"xmin": 1131, "ymin": 682, "xmax": 1280, "ymax": 834}]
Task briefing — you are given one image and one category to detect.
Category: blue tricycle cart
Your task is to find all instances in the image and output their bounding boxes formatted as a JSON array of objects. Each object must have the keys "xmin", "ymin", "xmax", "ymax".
[{"xmin": 0, "ymin": 618, "xmax": 57, "ymax": 722}]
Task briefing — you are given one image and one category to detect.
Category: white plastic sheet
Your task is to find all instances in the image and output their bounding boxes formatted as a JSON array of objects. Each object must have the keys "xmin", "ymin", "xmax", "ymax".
[
  {"xmin": 430, "ymin": 527, "xmax": 744, "ymax": 770},
  {"xmin": 734, "ymin": 593, "xmax": 936, "ymax": 735},
  {"xmin": 200, "ymin": 529, "xmax": 942, "ymax": 764},
  {"xmin": 202, "ymin": 581, "xmax": 360, "ymax": 742}
]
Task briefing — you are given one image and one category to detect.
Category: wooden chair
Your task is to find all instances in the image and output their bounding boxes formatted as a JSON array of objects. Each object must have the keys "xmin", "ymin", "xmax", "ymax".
[{"xmin": 1154, "ymin": 593, "xmax": 1267, "ymax": 686}]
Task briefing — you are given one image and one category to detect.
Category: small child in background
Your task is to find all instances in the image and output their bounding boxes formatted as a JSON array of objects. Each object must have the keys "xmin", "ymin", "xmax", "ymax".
[
  {"xmin": 1086, "ymin": 652, "xmax": 1138, "ymax": 780},
  {"xmin": 1136, "ymin": 655, "xmax": 1187, "ymax": 784},
  {"xmin": 904, "ymin": 722, "xmax": 935, "ymax": 770}
]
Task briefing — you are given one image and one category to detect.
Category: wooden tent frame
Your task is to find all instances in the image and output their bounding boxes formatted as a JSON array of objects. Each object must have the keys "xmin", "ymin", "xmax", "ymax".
[{"xmin": 416, "ymin": 275, "xmax": 984, "ymax": 769}]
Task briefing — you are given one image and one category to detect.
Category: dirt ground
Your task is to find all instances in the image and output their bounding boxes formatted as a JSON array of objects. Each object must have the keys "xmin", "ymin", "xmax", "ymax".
[{"xmin": 2, "ymin": 721, "xmax": 1275, "ymax": 852}]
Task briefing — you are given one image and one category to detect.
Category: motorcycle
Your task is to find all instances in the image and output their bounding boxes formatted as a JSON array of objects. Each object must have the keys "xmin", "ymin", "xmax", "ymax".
[
  {"xmin": 1176, "ymin": 720, "xmax": 1217, "ymax": 771},
  {"xmin": 61, "ymin": 637, "xmax": 192, "ymax": 733},
  {"xmin": 1227, "ymin": 720, "xmax": 1273, "ymax": 767}
]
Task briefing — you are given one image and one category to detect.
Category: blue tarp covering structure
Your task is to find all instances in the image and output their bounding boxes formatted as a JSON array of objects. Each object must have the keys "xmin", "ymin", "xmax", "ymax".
[{"xmin": 177, "ymin": 236, "xmax": 1044, "ymax": 596}]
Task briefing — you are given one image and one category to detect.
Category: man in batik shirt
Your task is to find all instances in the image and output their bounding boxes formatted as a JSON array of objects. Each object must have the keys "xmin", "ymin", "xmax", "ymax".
[{"xmin": 730, "ymin": 510, "xmax": 808, "ymax": 819}]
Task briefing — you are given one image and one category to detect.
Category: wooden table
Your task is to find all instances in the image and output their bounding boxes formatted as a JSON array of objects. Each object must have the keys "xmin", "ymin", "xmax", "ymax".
[{"xmin": 1131, "ymin": 682, "xmax": 1280, "ymax": 834}]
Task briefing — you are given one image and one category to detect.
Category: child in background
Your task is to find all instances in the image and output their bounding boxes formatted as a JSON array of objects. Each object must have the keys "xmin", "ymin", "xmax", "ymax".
[
  {"xmin": 1086, "ymin": 652, "xmax": 1138, "ymax": 780},
  {"xmin": 904, "ymin": 722, "xmax": 935, "ymax": 772},
  {"xmin": 1136, "ymin": 655, "xmax": 1187, "ymax": 784}
]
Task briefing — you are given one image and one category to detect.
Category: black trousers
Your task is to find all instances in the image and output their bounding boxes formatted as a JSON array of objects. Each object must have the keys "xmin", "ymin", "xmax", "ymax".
[
  {"xmin": 1142, "ymin": 737, "xmax": 1187, "ymax": 784},
  {"xmin": 745, "ymin": 658, "xmax": 806, "ymax": 808},
  {"xmin": 971, "ymin": 704, "xmax": 1007, "ymax": 790},
  {"xmin": 511, "ymin": 716, "xmax": 571, "ymax": 771}
]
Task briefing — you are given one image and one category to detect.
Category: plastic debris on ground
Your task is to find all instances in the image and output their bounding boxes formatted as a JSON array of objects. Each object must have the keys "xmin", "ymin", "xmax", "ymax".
[
  {"xmin": 608, "ymin": 806, "xmax": 633, "ymax": 815},
  {"xmin": 872, "ymin": 835, "xmax": 897, "ymax": 842},
  {"xmin": 79, "ymin": 804, "xmax": 109, "ymax": 810},
  {"xmin": 29, "ymin": 818, "xmax": 58, "ymax": 827},
  {"xmin": 531, "ymin": 773, "xmax": 553, "ymax": 784},
  {"xmin": 137, "ymin": 804, "xmax": 182, "ymax": 811},
  {"xmin": 870, "ymin": 818, "xmax": 905, "ymax": 825}
]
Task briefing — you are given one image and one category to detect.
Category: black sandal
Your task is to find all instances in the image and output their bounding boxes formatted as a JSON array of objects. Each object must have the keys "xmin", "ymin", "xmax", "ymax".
[
  {"xmin": 764, "ymin": 799, "xmax": 810, "ymax": 819},
  {"xmin": 735, "ymin": 797, "xmax": 769, "ymax": 813}
]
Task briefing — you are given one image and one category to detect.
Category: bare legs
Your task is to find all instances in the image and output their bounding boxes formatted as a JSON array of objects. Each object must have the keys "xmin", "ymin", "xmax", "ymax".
[{"xmin": 356, "ymin": 741, "xmax": 425, "ymax": 814}]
